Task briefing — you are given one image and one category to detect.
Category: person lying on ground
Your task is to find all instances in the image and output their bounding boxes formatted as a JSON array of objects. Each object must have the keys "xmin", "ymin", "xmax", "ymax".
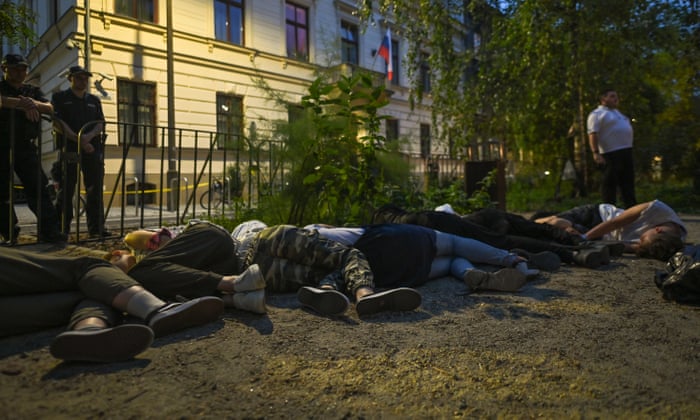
[
  {"xmin": 654, "ymin": 244, "xmax": 700, "ymax": 305},
  {"xmin": 0, "ymin": 247, "xmax": 225, "ymax": 363},
  {"xmin": 534, "ymin": 200, "xmax": 686, "ymax": 261},
  {"xmin": 124, "ymin": 221, "xmax": 421, "ymax": 317},
  {"xmin": 372, "ymin": 204, "xmax": 613, "ymax": 269},
  {"xmin": 303, "ymin": 222, "xmax": 539, "ymax": 298}
]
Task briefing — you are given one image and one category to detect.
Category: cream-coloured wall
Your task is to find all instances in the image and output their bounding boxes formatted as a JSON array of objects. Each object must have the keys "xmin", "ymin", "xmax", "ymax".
[{"xmin": 24, "ymin": 0, "xmax": 446, "ymax": 193}]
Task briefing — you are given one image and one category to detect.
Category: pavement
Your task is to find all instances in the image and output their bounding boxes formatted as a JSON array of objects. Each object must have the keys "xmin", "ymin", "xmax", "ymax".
[{"xmin": 10, "ymin": 202, "xmax": 231, "ymax": 246}]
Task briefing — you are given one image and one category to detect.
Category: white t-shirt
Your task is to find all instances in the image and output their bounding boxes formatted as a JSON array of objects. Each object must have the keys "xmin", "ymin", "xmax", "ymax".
[
  {"xmin": 303, "ymin": 224, "xmax": 364, "ymax": 246},
  {"xmin": 587, "ymin": 105, "xmax": 633, "ymax": 153},
  {"xmin": 598, "ymin": 200, "xmax": 687, "ymax": 242}
]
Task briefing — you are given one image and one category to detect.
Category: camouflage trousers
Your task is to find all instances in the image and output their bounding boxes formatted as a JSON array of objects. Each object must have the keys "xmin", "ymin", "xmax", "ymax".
[{"xmin": 243, "ymin": 225, "xmax": 374, "ymax": 297}]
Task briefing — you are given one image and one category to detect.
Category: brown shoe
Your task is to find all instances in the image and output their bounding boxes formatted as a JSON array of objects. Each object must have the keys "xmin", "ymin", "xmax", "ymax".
[
  {"xmin": 148, "ymin": 296, "xmax": 224, "ymax": 337},
  {"xmin": 297, "ymin": 286, "xmax": 349, "ymax": 316},
  {"xmin": 50, "ymin": 325, "xmax": 154, "ymax": 363},
  {"xmin": 355, "ymin": 288, "xmax": 422, "ymax": 316}
]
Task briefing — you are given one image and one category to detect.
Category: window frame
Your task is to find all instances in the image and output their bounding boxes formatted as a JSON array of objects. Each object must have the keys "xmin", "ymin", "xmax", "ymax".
[
  {"xmin": 340, "ymin": 20, "xmax": 359, "ymax": 65},
  {"xmin": 116, "ymin": 79, "xmax": 157, "ymax": 147},
  {"xmin": 420, "ymin": 123, "xmax": 431, "ymax": 158},
  {"xmin": 215, "ymin": 0, "xmax": 244, "ymax": 45},
  {"xmin": 216, "ymin": 92, "xmax": 244, "ymax": 150},
  {"xmin": 386, "ymin": 118, "xmax": 399, "ymax": 143},
  {"xmin": 285, "ymin": 2, "xmax": 309, "ymax": 61},
  {"xmin": 114, "ymin": 0, "xmax": 157, "ymax": 22}
]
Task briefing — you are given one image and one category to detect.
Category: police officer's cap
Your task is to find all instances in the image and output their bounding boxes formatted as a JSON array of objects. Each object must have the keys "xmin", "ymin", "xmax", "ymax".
[{"xmin": 2, "ymin": 54, "xmax": 29, "ymax": 67}]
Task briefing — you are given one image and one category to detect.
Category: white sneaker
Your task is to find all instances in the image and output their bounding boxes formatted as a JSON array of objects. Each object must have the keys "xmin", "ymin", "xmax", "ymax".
[
  {"xmin": 232, "ymin": 289, "xmax": 267, "ymax": 314},
  {"xmin": 233, "ymin": 264, "xmax": 266, "ymax": 292}
]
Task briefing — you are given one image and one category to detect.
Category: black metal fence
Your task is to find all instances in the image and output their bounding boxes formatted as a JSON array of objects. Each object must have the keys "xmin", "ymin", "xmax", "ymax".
[{"xmin": 7, "ymin": 120, "xmax": 476, "ymax": 245}]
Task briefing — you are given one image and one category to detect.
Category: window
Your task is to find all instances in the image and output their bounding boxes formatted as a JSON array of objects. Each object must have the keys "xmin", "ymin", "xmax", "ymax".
[
  {"xmin": 216, "ymin": 93, "xmax": 243, "ymax": 149},
  {"xmin": 386, "ymin": 119, "xmax": 399, "ymax": 142},
  {"xmin": 390, "ymin": 39, "xmax": 400, "ymax": 86},
  {"xmin": 288, "ymin": 104, "xmax": 304, "ymax": 124},
  {"xmin": 215, "ymin": 0, "xmax": 244, "ymax": 45},
  {"xmin": 420, "ymin": 123, "xmax": 431, "ymax": 158},
  {"xmin": 420, "ymin": 54, "xmax": 431, "ymax": 93},
  {"xmin": 340, "ymin": 21, "xmax": 358, "ymax": 65},
  {"xmin": 286, "ymin": 2, "xmax": 309, "ymax": 61},
  {"xmin": 115, "ymin": 0, "xmax": 156, "ymax": 22},
  {"xmin": 117, "ymin": 79, "xmax": 157, "ymax": 147},
  {"xmin": 48, "ymin": 0, "xmax": 59, "ymax": 25}
]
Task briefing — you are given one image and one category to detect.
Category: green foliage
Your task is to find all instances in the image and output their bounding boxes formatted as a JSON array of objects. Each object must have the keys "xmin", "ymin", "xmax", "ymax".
[
  {"xmin": 506, "ymin": 166, "xmax": 700, "ymax": 214},
  {"xmin": 254, "ymin": 71, "xmax": 411, "ymax": 226},
  {"xmin": 357, "ymin": 0, "xmax": 698, "ymax": 186},
  {"xmin": 0, "ymin": 2, "xmax": 37, "ymax": 46}
]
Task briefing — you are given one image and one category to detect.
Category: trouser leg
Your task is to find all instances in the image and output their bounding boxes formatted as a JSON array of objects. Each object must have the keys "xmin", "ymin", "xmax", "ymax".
[
  {"xmin": 55, "ymin": 160, "xmax": 78, "ymax": 234},
  {"xmin": 0, "ymin": 292, "xmax": 82, "ymax": 337},
  {"xmin": 613, "ymin": 148, "xmax": 637, "ymax": 208},
  {"xmin": 0, "ymin": 247, "xmax": 139, "ymax": 305},
  {"xmin": 68, "ymin": 298, "xmax": 123, "ymax": 330},
  {"xmin": 13, "ymin": 146, "xmax": 60, "ymax": 237},
  {"xmin": 81, "ymin": 154, "xmax": 105, "ymax": 234},
  {"xmin": 434, "ymin": 231, "xmax": 512, "ymax": 266},
  {"xmin": 249, "ymin": 225, "xmax": 374, "ymax": 295}
]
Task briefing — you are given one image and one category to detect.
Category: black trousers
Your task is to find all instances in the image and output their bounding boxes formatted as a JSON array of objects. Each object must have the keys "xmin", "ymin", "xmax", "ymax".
[
  {"xmin": 600, "ymin": 147, "xmax": 636, "ymax": 208},
  {"xmin": 372, "ymin": 205, "xmax": 578, "ymax": 263},
  {"xmin": 0, "ymin": 247, "xmax": 138, "ymax": 337},
  {"xmin": 54, "ymin": 151, "xmax": 106, "ymax": 234},
  {"xmin": 0, "ymin": 144, "xmax": 61, "ymax": 240}
]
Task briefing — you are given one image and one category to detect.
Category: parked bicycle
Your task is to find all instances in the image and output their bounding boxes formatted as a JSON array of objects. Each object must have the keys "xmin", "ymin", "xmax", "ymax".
[
  {"xmin": 47, "ymin": 178, "xmax": 87, "ymax": 217},
  {"xmin": 200, "ymin": 178, "xmax": 229, "ymax": 210}
]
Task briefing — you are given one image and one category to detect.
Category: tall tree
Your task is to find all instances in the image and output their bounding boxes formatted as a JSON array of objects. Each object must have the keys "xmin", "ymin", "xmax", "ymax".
[
  {"xmin": 0, "ymin": 1, "xmax": 36, "ymax": 46},
  {"xmin": 357, "ymin": 0, "xmax": 698, "ymax": 188}
]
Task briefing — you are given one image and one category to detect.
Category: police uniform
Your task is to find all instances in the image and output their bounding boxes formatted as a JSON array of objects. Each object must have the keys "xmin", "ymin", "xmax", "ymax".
[
  {"xmin": 0, "ymin": 54, "xmax": 63, "ymax": 242},
  {"xmin": 51, "ymin": 66, "xmax": 107, "ymax": 235}
]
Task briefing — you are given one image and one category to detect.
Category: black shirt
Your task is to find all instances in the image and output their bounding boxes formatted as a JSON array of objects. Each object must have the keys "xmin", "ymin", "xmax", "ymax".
[
  {"xmin": 51, "ymin": 88, "xmax": 104, "ymax": 151},
  {"xmin": 354, "ymin": 223, "xmax": 437, "ymax": 288},
  {"xmin": 0, "ymin": 80, "xmax": 48, "ymax": 147}
]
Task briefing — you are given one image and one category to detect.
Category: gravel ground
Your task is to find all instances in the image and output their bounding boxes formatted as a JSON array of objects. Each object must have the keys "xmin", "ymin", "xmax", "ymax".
[{"xmin": 1, "ymin": 215, "xmax": 699, "ymax": 418}]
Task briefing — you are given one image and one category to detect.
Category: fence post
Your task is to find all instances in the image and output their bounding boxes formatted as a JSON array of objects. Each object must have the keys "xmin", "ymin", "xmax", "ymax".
[
  {"xmin": 133, "ymin": 177, "xmax": 139, "ymax": 216},
  {"xmin": 183, "ymin": 177, "xmax": 189, "ymax": 216},
  {"xmin": 225, "ymin": 176, "xmax": 231, "ymax": 209}
]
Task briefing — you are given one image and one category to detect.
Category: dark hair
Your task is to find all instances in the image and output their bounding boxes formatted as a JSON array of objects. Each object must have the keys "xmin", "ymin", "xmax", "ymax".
[
  {"xmin": 636, "ymin": 232, "xmax": 684, "ymax": 261},
  {"xmin": 599, "ymin": 88, "xmax": 617, "ymax": 99}
]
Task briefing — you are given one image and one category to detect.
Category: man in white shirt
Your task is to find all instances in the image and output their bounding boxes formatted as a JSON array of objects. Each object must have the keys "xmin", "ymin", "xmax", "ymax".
[{"xmin": 587, "ymin": 89, "xmax": 636, "ymax": 208}]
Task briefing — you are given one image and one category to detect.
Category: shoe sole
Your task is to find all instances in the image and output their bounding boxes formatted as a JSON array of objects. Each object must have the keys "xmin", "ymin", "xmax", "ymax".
[
  {"xmin": 513, "ymin": 249, "xmax": 561, "ymax": 272},
  {"xmin": 49, "ymin": 324, "xmax": 154, "ymax": 363},
  {"xmin": 355, "ymin": 288, "xmax": 422, "ymax": 317},
  {"xmin": 297, "ymin": 287, "xmax": 349, "ymax": 316},
  {"xmin": 150, "ymin": 297, "xmax": 224, "ymax": 337}
]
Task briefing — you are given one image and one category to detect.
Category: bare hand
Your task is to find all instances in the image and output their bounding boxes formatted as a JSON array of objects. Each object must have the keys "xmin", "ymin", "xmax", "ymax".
[
  {"xmin": 18, "ymin": 96, "xmax": 40, "ymax": 122},
  {"xmin": 593, "ymin": 154, "xmax": 605, "ymax": 165},
  {"xmin": 80, "ymin": 139, "xmax": 95, "ymax": 154}
]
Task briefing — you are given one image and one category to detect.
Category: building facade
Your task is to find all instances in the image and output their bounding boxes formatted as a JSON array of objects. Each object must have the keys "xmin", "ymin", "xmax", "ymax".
[{"xmin": 7, "ymin": 0, "xmax": 471, "ymax": 208}]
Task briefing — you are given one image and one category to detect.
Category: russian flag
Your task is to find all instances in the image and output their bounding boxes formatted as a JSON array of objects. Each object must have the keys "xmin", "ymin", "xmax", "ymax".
[{"xmin": 377, "ymin": 29, "xmax": 393, "ymax": 80}]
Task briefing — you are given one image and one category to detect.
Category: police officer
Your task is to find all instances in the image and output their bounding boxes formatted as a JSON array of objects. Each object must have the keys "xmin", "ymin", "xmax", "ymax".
[
  {"xmin": 0, "ymin": 53, "xmax": 65, "ymax": 244},
  {"xmin": 52, "ymin": 65, "xmax": 110, "ymax": 237}
]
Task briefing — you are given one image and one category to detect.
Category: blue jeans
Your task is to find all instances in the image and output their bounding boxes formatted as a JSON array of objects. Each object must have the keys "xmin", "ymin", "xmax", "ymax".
[{"xmin": 429, "ymin": 231, "xmax": 515, "ymax": 279}]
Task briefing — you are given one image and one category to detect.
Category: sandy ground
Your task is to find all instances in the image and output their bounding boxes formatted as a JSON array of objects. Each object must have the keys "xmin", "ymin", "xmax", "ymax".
[{"xmin": 1, "ymin": 215, "xmax": 699, "ymax": 419}]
